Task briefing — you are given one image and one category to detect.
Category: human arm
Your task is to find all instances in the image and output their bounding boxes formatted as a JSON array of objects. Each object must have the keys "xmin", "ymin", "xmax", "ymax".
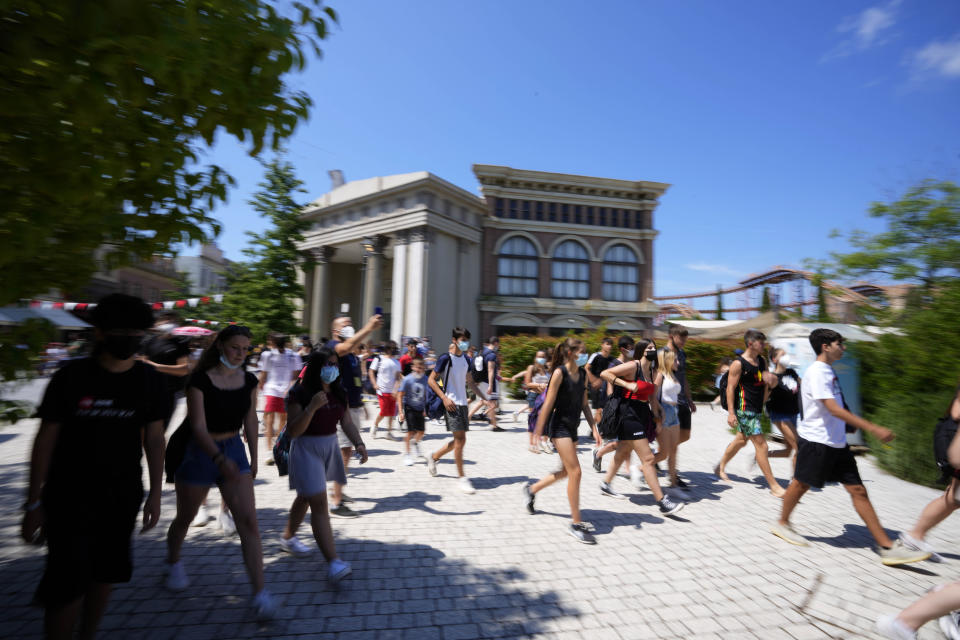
[
  {"xmin": 368, "ymin": 358, "xmax": 379, "ymax": 390},
  {"xmin": 332, "ymin": 315, "xmax": 383, "ymax": 356},
  {"xmin": 581, "ymin": 384, "xmax": 599, "ymax": 446},
  {"xmin": 244, "ymin": 386, "xmax": 259, "ymax": 478},
  {"xmin": 533, "ymin": 369, "xmax": 562, "ymax": 440},
  {"xmin": 339, "ymin": 405, "xmax": 368, "ymax": 463},
  {"xmin": 948, "ymin": 428, "xmax": 960, "ymax": 469},
  {"xmin": 820, "ymin": 398, "xmax": 894, "ymax": 443},
  {"xmin": 466, "ymin": 373, "xmax": 488, "ymax": 402},
  {"xmin": 600, "ymin": 360, "xmax": 639, "ymax": 391},
  {"xmin": 141, "ymin": 419, "xmax": 165, "ymax": 532},
  {"xmin": 143, "ymin": 355, "xmax": 192, "ymax": 377},
  {"xmin": 21, "ymin": 419, "xmax": 60, "ymax": 543},
  {"xmin": 726, "ymin": 359, "xmax": 742, "ymax": 428},
  {"xmin": 185, "ymin": 384, "xmax": 239, "ymax": 482}
]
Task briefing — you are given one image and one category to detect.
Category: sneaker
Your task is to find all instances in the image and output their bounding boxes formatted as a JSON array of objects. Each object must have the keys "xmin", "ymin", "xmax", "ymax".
[
  {"xmin": 875, "ymin": 614, "xmax": 917, "ymax": 640},
  {"xmin": 521, "ymin": 484, "xmax": 535, "ymax": 514},
  {"xmin": 385, "ymin": 432, "xmax": 397, "ymax": 441},
  {"xmin": 403, "ymin": 454, "xmax": 414, "ymax": 466},
  {"xmin": 567, "ymin": 522, "xmax": 597, "ymax": 545},
  {"xmin": 599, "ymin": 481, "xmax": 626, "ymax": 499},
  {"xmin": 165, "ymin": 561, "xmax": 190, "ymax": 592},
  {"xmin": 328, "ymin": 558, "xmax": 352, "ymax": 584},
  {"xmin": 879, "ymin": 540, "xmax": 931, "ymax": 566},
  {"xmin": 426, "ymin": 454, "xmax": 437, "ymax": 476},
  {"xmin": 278, "ymin": 535, "xmax": 313, "ymax": 557},
  {"xmin": 899, "ymin": 533, "xmax": 943, "ymax": 563},
  {"xmin": 191, "ymin": 504, "xmax": 210, "ymax": 527},
  {"xmin": 938, "ymin": 611, "xmax": 960, "ymax": 640},
  {"xmin": 340, "ymin": 493, "xmax": 354, "ymax": 504},
  {"xmin": 412, "ymin": 441, "xmax": 423, "ymax": 459},
  {"xmin": 265, "ymin": 457, "xmax": 276, "ymax": 466},
  {"xmin": 672, "ymin": 477, "xmax": 690, "ymax": 492},
  {"xmin": 630, "ymin": 465, "xmax": 645, "ymax": 489},
  {"xmin": 252, "ymin": 589, "xmax": 278, "ymax": 621},
  {"xmin": 592, "ymin": 448, "xmax": 602, "ymax": 473},
  {"xmin": 658, "ymin": 496, "xmax": 684, "ymax": 516},
  {"xmin": 539, "ymin": 441, "xmax": 553, "ymax": 454},
  {"xmin": 512, "ymin": 410, "xmax": 520, "ymax": 423},
  {"xmin": 491, "ymin": 426, "xmax": 505, "ymax": 432},
  {"xmin": 218, "ymin": 509, "xmax": 237, "ymax": 536},
  {"xmin": 459, "ymin": 476, "xmax": 476, "ymax": 494},
  {"xmin": 770, "ymin": 522, "xmax": 809, "ymax": 546},
  {"xmin": 368, "ymin": 424, "xmax": 377, "ymax": 438},
  {"xmin": 329, "ymin": 503, "xmax": 360, "ymax": 518}
]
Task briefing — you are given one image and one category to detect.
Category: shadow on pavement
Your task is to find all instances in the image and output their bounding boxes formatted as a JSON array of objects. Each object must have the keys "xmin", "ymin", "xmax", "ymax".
[
  {"xmin": 471, "ymin": 475, "xmax": 528, "ymax": 490},
  {"xmin": 805, "ymin": 523, "xmax": 899, "ymax": 550},
  {"xmin": 349, "ymin": 491, "xmax": 483, "ymax": 516}
]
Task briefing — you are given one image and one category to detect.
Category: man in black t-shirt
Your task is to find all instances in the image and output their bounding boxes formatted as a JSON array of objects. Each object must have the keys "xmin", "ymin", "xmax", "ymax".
[
  {"xmin": 22, "ymin": 294, "xmax": 166, "ymax": 639},
  {"xmin": 587, "ymin": 338, "xmax": 615, "ymax": 429},
  {"xmin": 139, "ymin": 311, "xmax": 192, "ymax": 428}
]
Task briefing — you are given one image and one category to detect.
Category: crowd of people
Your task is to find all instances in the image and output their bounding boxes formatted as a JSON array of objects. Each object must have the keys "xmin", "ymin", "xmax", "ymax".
[{"xmin": 18, "ymin": 293, "xmax": 960, "ymax": 639}]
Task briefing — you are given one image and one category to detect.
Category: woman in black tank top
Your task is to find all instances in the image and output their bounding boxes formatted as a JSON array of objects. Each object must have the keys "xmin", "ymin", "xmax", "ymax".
[
  {"xmin": 598, "ymin": 339, "xmax": 685, "ymax": 516},
  {"xmin": 522, "ymin": 338, "xmax": 599, "ymax": 544}
]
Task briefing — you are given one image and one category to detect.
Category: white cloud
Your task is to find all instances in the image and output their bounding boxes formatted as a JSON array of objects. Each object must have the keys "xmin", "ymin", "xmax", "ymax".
[
  {"xmin": 822, "ymin": 1, "xmax": 899, "ymax": 61},
  {"xmin": 684, "ymin": 263, "xmax": 743, "ymax": 277},
  {"xmin": 912, "ymin": 37, "xmax": 960, "ymax": 78}
]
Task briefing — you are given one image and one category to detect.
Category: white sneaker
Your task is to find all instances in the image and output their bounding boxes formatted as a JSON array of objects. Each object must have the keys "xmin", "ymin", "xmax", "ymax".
[
  {"xmin": 459, "ymin": 477, "xmax": 475, "ymax": 494},
  {"xmin": 899, "ymin": 533, "xmax": 943, "ymax": 563},
  {"xmin": 278, "ymin": 535, "xmax": 313, "ymax": 557},
  {"xmin": 403, "ymin": 454, "xmax": 414, "ymax": 466},
  {"xmin": 328, "ymin": 558, "xmax": 352, "ymax": 584},
  {"xmin": 875, "ymin": 614, "xmax": 917, "ymax": 640},
  {"xmin": 191, "ymin": 504, "xmax": 210, "ymax": 527},
  {"xmin": 218, "ymin": 509, "xmax": 236, "ymax": 536},
  {"xmin": 939, "ymin": 611, "xmax": 960, "ymax": 640},
  {"xmin": 368, "ymin": 424, "xmax": 377, "ymax": 439},
  {"xmin": 412, "ymin": 441, "xmax": 423, "ymax": 459},
  {"xmin": 252, "ymin": 589, "xmax": 278, "ymax": 621},
  {"xmin": 630, "ymin": 465, "xmax": 645, "ymax": 490},
  {"xmin": 426, "ymin": 454, "xmax": 437, "ymax": 476},
  {"xmin": 165, "ymin": 561, "xmax": 190, "ymax": 592}
]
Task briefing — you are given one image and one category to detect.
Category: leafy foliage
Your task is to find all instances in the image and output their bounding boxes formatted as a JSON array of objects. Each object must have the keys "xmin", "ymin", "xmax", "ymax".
[
  {"xmin": 855, "ymin": 280, "xmax": 960, "ymax": 486},
  {"xmin": 0, "ymin": 0, "xmax": 336, "ymax": 305},
  {"xmin": 0, "ymin": 318, "xmax": 57, "ymax": 423},
  {"xmin": 218, "ymin": 158, "xmax": 310, "ymax": 343},
  {"xmin": 828, "ymin": 180, "xmax": 960, "ymax": 293}
]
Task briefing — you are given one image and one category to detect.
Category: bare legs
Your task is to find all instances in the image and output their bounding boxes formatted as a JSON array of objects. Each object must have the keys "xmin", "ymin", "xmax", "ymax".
[
  {"xmin": 907, "ymin": 477, "xmax": 959, "ymax": 542},
  {"xmin": 892, "ymin": 582, "xmax": 960, "ymax": 633},
  {"xmin": 654, "ymin": 426, "xmax": 680, "ymax": 485},
  {"xmin": 716, "ymin": 431, "xmax": 785, "ymax": 497},
  {"xmin": 768, "ymin": 420, "xmax": 798, "ymax": 467},
  {"xmin": 779, "ymin": 479, "xmax": 893, "ymax": 547},
  {"xmin": 431, "ymin": 431, "xmax": 467, "ymax": 477},
  {"xmin": 331, "ymin": 446, "xmax": 351, "ymax": 506},
  {"xmin": 44, "ymin": 582, "xmax": 113, "ymax": 640},
  {"xmin": 262, "ymin": 411, "xmax": 282, "ymax": 452},
  {"xmin": 284, "ymin": 494, "xmax": 337, "ymax": 560},
  {"xmin": 604, "ymin": 439, "xmax": 666, "ymax": 501},
  {"xmin": 529, "ymin": 437, "xmax": 583, "ymax": 523}
]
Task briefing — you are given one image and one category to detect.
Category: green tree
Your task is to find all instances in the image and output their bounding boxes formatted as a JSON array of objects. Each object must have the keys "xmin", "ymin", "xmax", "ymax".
[
  {"xmin": 0, "ymin": 1, "xmax": 337, "ymax": 305},
  {"xmin": 219, "ymin": 158, "xmax": 310, "ymax": 343},
  {"xmin": 715, "ymin": 286, "xmax": 725, "ymax": 320},
  {"xmin": 759, "ymin": 287, "xmax": 771, "ymax": 313},
  {"xmin": 812, "ymin": 274, "xmax": 831, "ymax": 322},
  {"xmin": 828, "ymin": 180, "xmax": 960, "ymax": 295}
]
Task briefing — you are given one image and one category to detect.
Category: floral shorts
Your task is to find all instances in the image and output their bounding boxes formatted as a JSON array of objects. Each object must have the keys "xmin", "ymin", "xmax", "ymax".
[{"xmin": 735, "ymin": 410, "xmax": 763, "ymax": 437}]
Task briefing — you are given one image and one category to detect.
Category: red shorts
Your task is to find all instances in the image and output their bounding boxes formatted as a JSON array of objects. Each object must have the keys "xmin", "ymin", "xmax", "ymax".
[
  {"xmin": 264, "ymin": 395, "xmax": 286, "ymax": 413},
  {"xmin": 378, "ymin": 393, "xmax": 397, "ymax": 417}
]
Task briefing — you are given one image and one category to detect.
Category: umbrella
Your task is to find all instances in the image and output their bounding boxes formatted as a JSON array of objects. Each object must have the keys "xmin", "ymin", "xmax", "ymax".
[{"xmin": 171, "ymin": 326, "xmax": 214, "ymax": 336}]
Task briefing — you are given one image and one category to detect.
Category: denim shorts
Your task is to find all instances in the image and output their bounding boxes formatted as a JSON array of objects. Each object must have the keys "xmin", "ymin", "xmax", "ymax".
[
  {"xmin": 661, "ymin": 402, "xmax": 680, "ymax": 428},
  {"xmin": 768, "ymin": 411, "xmax": 797, "ymax": 425},
  {"xmin": 176, "ymin": 434, "xmax": 251, "ymax": 486}
]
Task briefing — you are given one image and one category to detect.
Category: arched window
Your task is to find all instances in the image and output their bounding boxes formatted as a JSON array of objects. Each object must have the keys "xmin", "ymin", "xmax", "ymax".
[
  {"xmin": 602, "ymin": 244, "xmax": 639, "ymax": 302},
  {"xmin": 497, "ymin": 236, "xmax": 539, "ymax": 296},
  {"xmin": 551, "ymin": 241, "xmax": 589, "ymax": 298}
]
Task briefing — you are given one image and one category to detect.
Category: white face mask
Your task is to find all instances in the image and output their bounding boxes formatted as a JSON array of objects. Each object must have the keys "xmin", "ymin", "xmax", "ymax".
[
  {"xmin": 156, "ymin": 323, "xmax": 176, "ymax": 333},
  {"xmin": 338, "ymin": 325, "xmax": 355, "ymax": 339}
]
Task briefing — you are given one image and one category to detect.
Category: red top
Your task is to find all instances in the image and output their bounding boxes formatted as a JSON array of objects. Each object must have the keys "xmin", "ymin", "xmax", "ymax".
[{"xmin": 623, "ymin": 380, "xmax": 657, "ymax": 402}]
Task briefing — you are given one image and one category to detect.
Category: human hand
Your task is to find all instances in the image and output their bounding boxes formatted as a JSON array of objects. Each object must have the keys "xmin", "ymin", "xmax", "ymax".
[
  {"xmin": 443, "ymin": 397, "xmax": 456, "ymax": 412},
  {"xmin": 141, "ymin": 491, "xmax": 161, "ymax": 533},
  {"xmin": 367, "ymin": 315, "xmax": 384, "ymax": 330},
  {"xmin": 873, "ymin": 426, "xmax": 895, "ymax": 443},
  {"xmin": 727, "ymin": 412, "xmax": 738, "ymax": 429},
  {"xmin": 355, "ymin": 443, "xmax": 369, "ymax": 464},
  {"xmin": 689, "ymin": 403, "xmax": 697, "ymax": 413},
  {"xmin": 310, "ymin": 391, "xmax": 329, "ymax": 409},
  {"xmin": 21, "ymin": 507, "xmax": 44, "ymax": 544}
]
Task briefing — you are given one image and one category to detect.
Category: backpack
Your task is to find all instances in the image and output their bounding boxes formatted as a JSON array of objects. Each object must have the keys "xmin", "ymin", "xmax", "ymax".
[
  {"xmin": 717, "ymin": 370, "xmax": 730, "ymax": 410},
  {"xmin": 934, "ymin": 416, "xmax": 959, "ymax": 484},
  {"xmin": 425, "ymin": 353, "xmax": 466, "ymax": 420},
  {"xmin": 527, "ymin": 390, "xmax": 549, "ymax": 432},
  {"xmin": 273, "ymin": 425, "xmax": 291, "ymax": 476}
]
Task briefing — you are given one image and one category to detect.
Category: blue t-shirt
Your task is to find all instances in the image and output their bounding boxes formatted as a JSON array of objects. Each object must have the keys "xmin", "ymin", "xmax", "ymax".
[
  {"xmin": 325, "ymin": 339, "xmax": 363, "ymax": 408},
  {"xmin": 399, "ymin": 373, "xmax": 427, "ymax": 410}
]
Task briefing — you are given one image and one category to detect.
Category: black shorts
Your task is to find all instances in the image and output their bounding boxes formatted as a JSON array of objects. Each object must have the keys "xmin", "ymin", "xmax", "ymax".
[
  {"xmin": 547, "ymin": 421, "xmax": 579, "ymax": 442},
  {"xmin": 445, "ymin": 405, "xmax": 469, "ymax": 432},
  {"xmin": 618, "ymin": 401, "xmax": 653, "ymax": 441},
  {"xmin": 678, "ymin": 403, "xmax": 692, "ymax": 430},
  {"xmin": 794, "ymin": 438, "xmax": 862, "ymax": 489},
  {"xmin": 36, "ymin": 485, "xmax": 143, "ymax": 607},
  {"xmin": 589, "ymin": 387, "xmax": 607, "ymax": 410},
  {"xmin": 404, "ymin": 407, "xmax": 425, "ymax": 431}
]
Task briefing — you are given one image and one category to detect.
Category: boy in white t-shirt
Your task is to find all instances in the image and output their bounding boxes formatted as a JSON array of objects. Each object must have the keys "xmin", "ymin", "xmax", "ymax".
[
  {"xmin": 368, "ymin": 342, "xmax": 402, "ymax": 440},
  {"xmin": 258, "ymin": 333, "xmax": 301, "ymax": 462},
  {"xmin": 771, "ymin": 328, "xmax": 930, "ymax": 566}
]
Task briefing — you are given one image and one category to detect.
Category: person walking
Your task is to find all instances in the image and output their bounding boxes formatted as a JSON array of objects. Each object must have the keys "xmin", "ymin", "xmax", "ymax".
[
  {"xmin": 587, "ymin": 338, "xmax": 615, "ymax": 433},
  {"xmin": 766, "ymin": 348, "xmax": 801, "ymax": 466},
  {"xmin": 598, "ymin": 341, "xmax": 684, "ymax": 515},
  {"xmin": 770, "ymin": 328, "xmax": 930, "ymax": 566},
  {"xmin": 519, "ymin": 350, "xmax": 551, "ymax": 453},
  {"xmin": 398, "ymin": 356, "xmax": 429, "ymax": 465},
  {"xmin": 521, "ymin": 338, "xmax": 598, "ymax": 543},
  {"xmin": 653, "ymin": 348, "xmax": 684, "ymax": 490},
  {"xmin": 663, "ymin": 326, "xmax": 696, "ymax": 475},
  {"xmin": 258, "ymin": 332, "xmax": 301, "ymax": 464},
  {"xmin": 425, "ymin": 327, "xmax": 488, "ymax": 493},
  {"xmin": 164, "ymin": 325, "xmax": 278, "ymax": 619},
  {"xmin": 592, "ymin": 336, "xmax": 635, "ymax": 473},
  {"xmin": 278, "ymin": 346, "xmax": 368, "ymax": 583},
  {"xmin": 22, "ymin": 294, "xmax": 166, "ymax": 640},
  {"xmin": 369, "ymin": 341, "xmax": 402, "ymax": 440},
  {"xmin": 715, "ymin": 329, "xmax": 786, "ymax": 497}
]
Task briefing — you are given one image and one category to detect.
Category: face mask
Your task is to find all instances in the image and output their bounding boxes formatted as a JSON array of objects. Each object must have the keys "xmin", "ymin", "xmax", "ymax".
[
  {"xmin": 535, "ymin": 357, "xmax": 546, "ymax": 365},
  {"xmin": 321, "ymin": 365, "xmax": 339, "ymax": 383},
  {"xmin": 644, "ymin": 351, "xmax": 658, "ymax": 362},
  {"xmin": 103, "ymin": 335, "xmax": 141, "ymax": 360},
  {"xmin": 576, "ymin": 353, "xmax": 589, "ymax": 367},
  {"xmin": 778, "ymin": 355, "xmax": 791, "ymax": 369},
  {"xmin": 156, "ymin": 323, "xmax": 176, "ymax": 334},
  {"xmin": 338, "ymin": 325, "xmax": 355, "ymax": 339},
  {"xmin": 219, "ymin": 354, "xmax": 242, "ymax": 370},
  {"xmin": 457, "ymin": 340, "xmax": 470, "ymax": 351}
]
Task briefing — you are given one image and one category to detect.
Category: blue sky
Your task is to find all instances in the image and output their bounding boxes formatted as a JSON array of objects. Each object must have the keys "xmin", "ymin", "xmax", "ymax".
[{"xmin": 192, "ymin": 0, "xmax": 960, "ymax": 299}]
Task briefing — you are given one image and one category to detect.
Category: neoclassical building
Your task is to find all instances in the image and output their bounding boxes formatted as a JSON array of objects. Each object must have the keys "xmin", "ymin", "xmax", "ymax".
[{"xmin": 297, "ymin": 165, "xmax": 668, "ymax": 344}]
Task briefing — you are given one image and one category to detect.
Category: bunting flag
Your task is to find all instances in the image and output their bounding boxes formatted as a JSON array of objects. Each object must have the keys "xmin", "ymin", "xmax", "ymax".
[{"xmin": 29, "ymin": 292, "xmax": 226, "ymax": 310}]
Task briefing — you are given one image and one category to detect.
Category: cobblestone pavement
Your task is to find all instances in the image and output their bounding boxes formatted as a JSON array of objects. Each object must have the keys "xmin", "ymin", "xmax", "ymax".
[{"xmin": 1, "ymin": 393, "xmax": 958, "ymax": 639}]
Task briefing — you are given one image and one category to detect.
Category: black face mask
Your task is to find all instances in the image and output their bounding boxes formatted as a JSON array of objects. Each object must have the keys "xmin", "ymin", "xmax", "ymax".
[
  {"xmin": 644, "ymin": 351, "xmax": 658, "ymax": 362},
  {"xmin": 102, "ymin": 335, "xmax": 142, "ymax": 360}
]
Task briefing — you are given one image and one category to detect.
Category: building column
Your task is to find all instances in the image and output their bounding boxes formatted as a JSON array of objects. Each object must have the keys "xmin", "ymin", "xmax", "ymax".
[
  {"xmin": 298, "ymin": 255, "xmax": 314, "ymax": 330},
  {"xmin": 361, "ymin": 235, "xmax": 388, "ymax": 332},
  {"xmin": 390, "ymin": 231, "xmax": 409, "ymax": 344},
  {"xmin": 405, "ymin": 227, "xmax": 428, "ymax": 340},
  {"xmin": 309, "ymin": 247, "xmax": 336, "ymax": 342}
]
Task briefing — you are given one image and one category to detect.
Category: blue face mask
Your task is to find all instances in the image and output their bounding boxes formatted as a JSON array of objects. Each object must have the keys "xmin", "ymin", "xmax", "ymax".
[
  {"xmin": 219, "ymin": 354, "xmax": 242, "ymax": 370},
  {"xmin": 457, "ymin": 340, "xmax": 470, "ymax": 352},
  {"xmin": 575, "ymin": 353, "xmax": 589, "ymax": 367},
  {"xmin": 320, "ymin": 365, "xmax": 339, "ymax": 384},
  {"xmin": 535, "ymin": 357, "xmax": 546, "ymax": 365}
]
